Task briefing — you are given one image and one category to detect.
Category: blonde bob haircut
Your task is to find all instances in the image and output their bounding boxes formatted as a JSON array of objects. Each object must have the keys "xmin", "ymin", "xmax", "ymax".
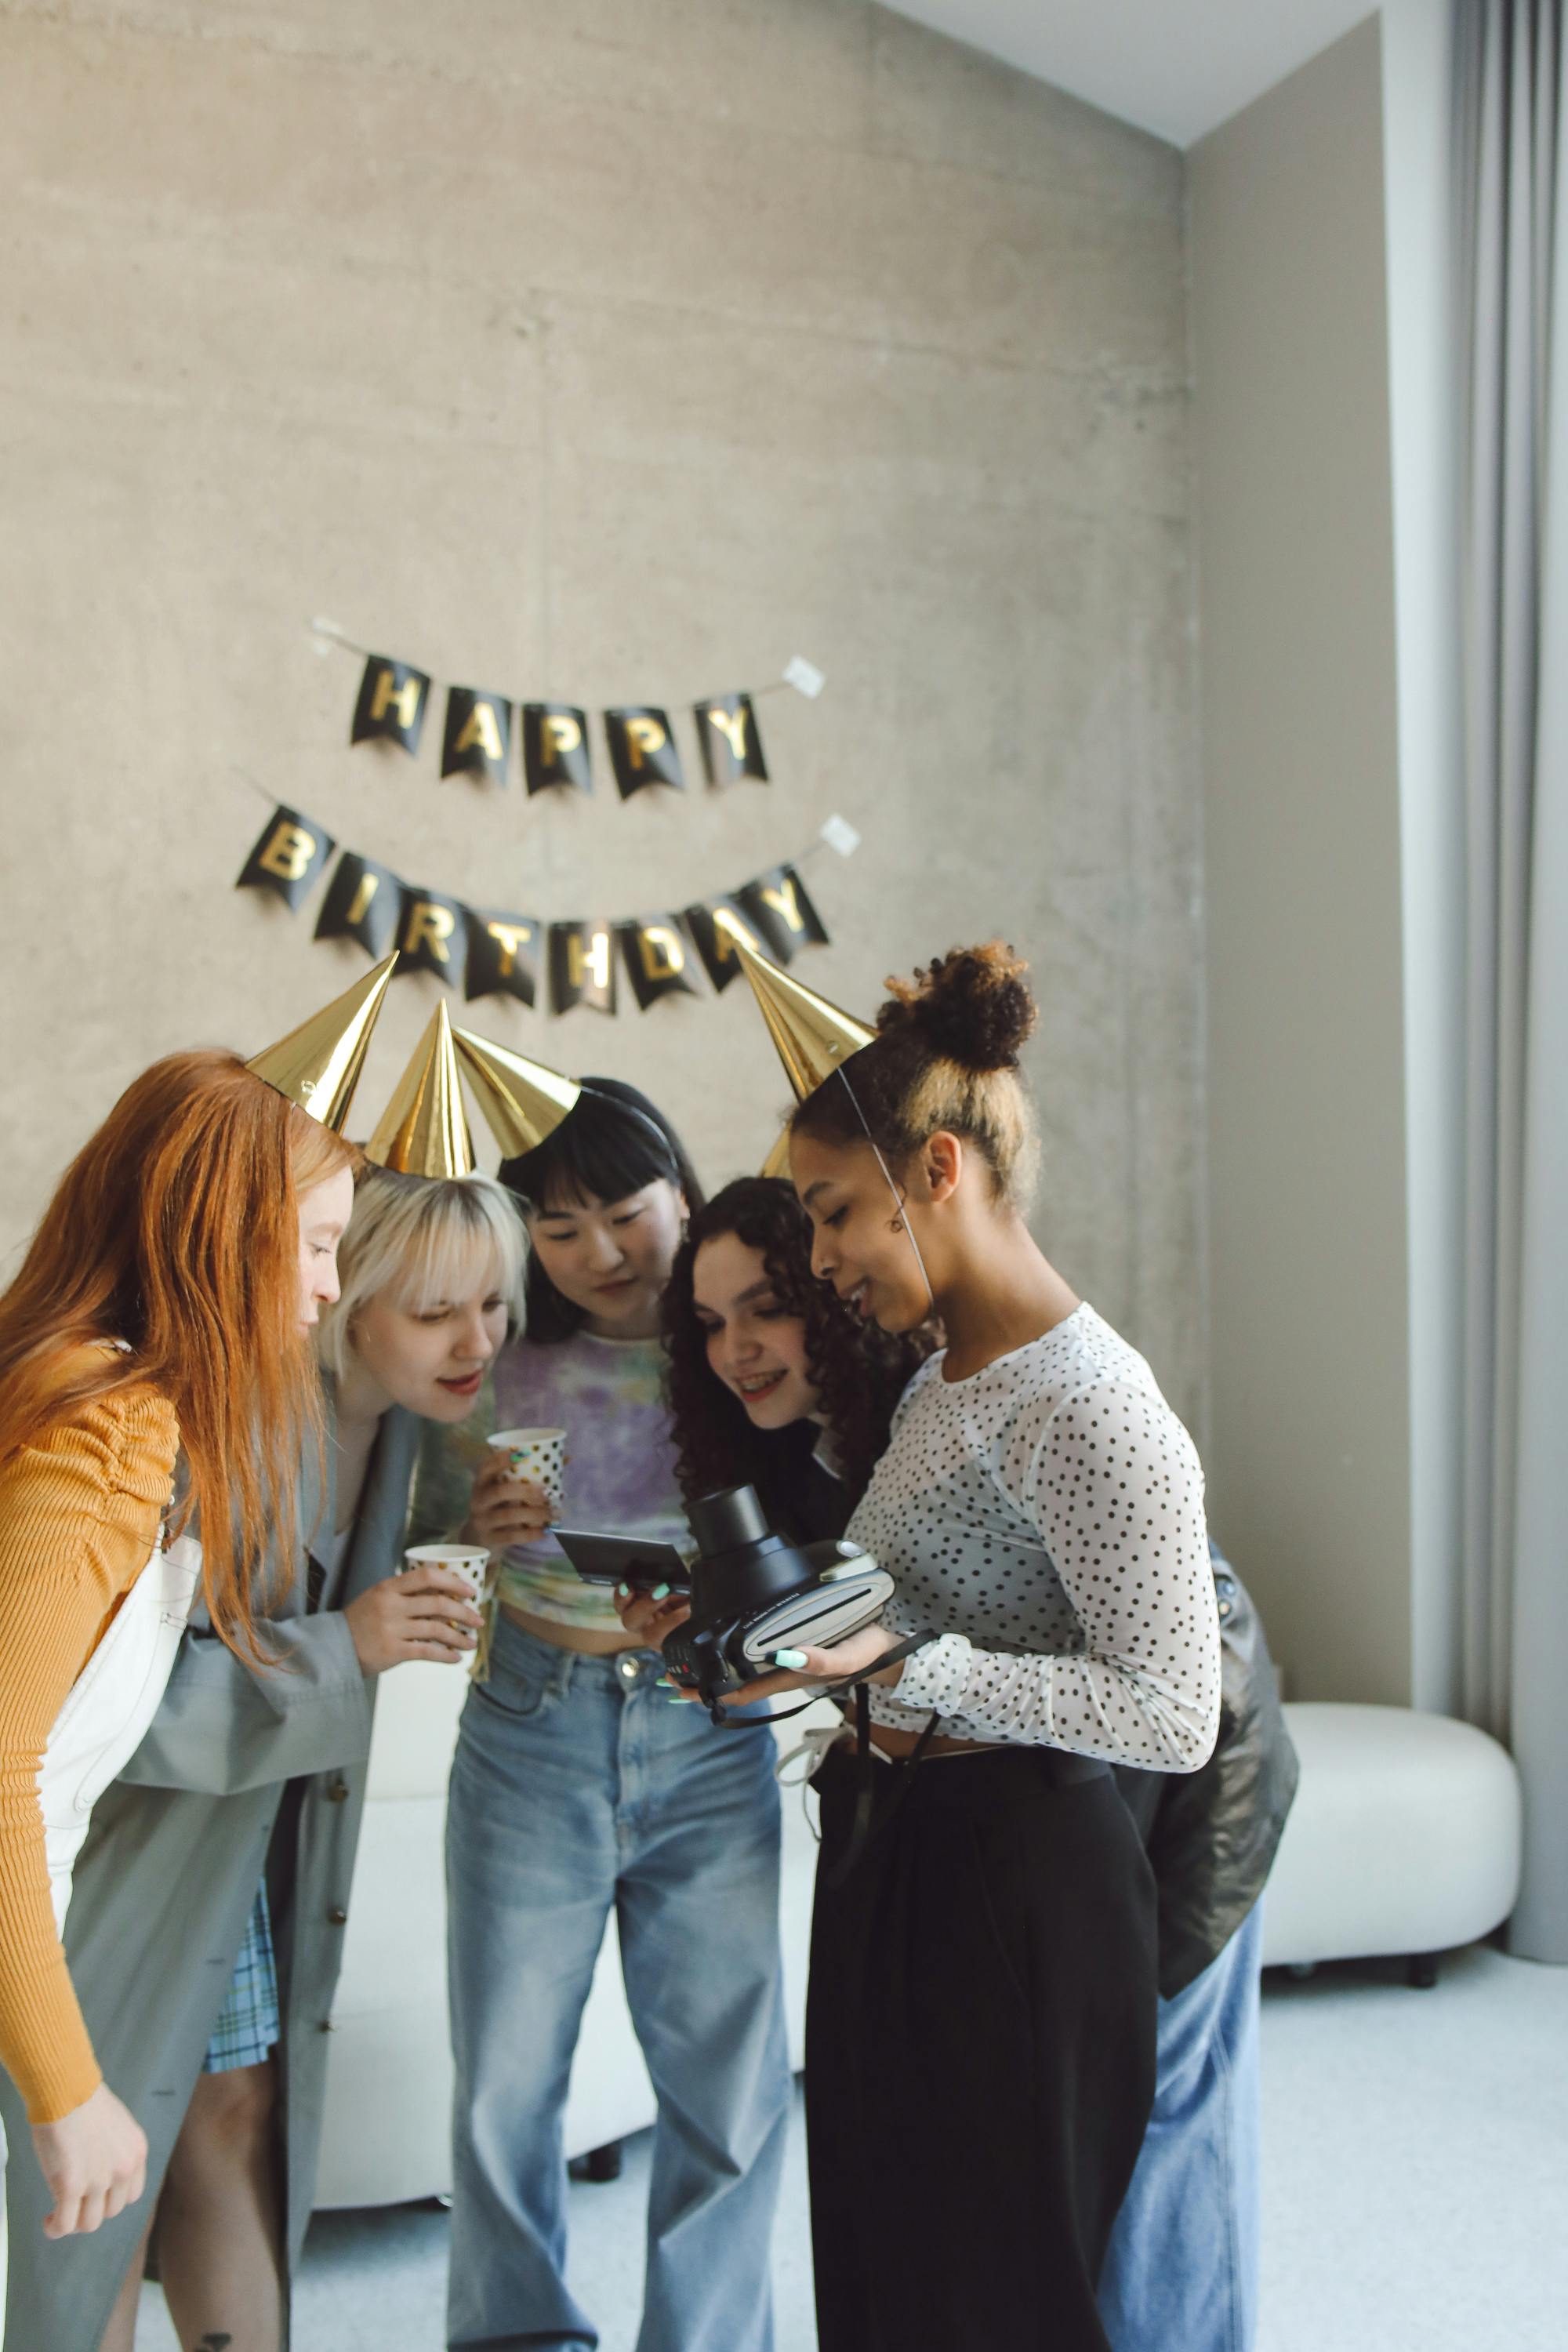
[{"xmin": 316, "ymin": 1166, "xmax": 528, "ymax": 1382}]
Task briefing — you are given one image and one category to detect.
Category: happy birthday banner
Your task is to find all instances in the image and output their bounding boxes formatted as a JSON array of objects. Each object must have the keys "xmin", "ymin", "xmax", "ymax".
[
  {"xmin": 237, "ymin": 801, "xmax": 855, "ymax": 1017},
  {"xmin": 314, "ymin": 621, "xmax": 826, "ymax": 800}
]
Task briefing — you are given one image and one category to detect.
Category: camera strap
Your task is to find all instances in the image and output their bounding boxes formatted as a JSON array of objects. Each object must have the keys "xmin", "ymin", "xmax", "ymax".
[
  {"xmin": 702, "ymin": 1628, "xmax": 937, "ymax": 1731},
  {"xmin": 819, "ymin": 1682, "xmax": 943, "ymax": 1889}
]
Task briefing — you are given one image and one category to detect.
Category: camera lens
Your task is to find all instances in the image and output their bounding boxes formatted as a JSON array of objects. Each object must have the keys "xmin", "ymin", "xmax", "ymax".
[{"xmin": 688, "ymin": 1486, "xmax": 770, "ymax": 1557}]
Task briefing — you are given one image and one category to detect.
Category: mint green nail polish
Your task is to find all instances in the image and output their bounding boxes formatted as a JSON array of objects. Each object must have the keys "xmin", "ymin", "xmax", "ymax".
[
  {"xmin": 773, "ymin": 1649, "xmax": 808, "ymax": 1670},
  {"xmin": 617, "ymin": 1583, "xmax": 631, "ymax": 1599},
  {"xmin": 651, "ymin": 1583, "xmax": 671, "ymax": 1601}
]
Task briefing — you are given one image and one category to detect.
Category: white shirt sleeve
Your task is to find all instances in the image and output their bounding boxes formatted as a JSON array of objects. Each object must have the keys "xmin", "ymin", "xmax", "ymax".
[{"xmin": 891, "ymin": 1377, "xmax": 1221, "ymax": 1770}]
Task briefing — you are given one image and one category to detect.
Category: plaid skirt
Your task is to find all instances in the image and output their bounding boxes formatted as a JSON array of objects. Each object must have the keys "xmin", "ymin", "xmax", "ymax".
[{"xmin": 201, "ymin": 1886, "xmax": 280, "ymax": 2073}]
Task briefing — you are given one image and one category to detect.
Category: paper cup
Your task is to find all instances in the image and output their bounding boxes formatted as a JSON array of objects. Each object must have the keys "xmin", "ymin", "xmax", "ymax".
[
  {"xmin": 402, "ymin": 1542, "xmax": 490, "ymax": 1602},
  {"xmin": 487, "ymin": 1426, "xmax": 567, "ymax": 1508}
]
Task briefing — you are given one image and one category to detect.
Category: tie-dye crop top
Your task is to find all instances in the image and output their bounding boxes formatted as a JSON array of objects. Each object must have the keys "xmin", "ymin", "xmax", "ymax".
[{"xmin": 408, "ymin": 1329, "xmax": 690, "ymax": 1631}]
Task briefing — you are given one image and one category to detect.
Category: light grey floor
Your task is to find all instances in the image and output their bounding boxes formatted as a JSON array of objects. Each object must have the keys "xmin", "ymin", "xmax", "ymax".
[{"xmin": 136, "ymin": 1943, "xmax": 1568, "ymax": 2350}]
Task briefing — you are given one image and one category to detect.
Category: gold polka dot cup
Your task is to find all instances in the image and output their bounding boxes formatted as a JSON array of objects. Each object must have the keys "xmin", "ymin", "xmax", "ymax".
[
  {"xmin": 402, "ymin": 1542, "xmax": 491, "ymax": 1602},
  {"xmin": 486, "ymin": 1425, "xmax": 568, "ymax": 1512}
]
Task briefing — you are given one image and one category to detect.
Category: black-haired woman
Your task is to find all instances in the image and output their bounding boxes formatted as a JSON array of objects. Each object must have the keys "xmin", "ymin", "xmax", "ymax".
[
  {"xmin": 656, "ymin": 948, "xmax": 1223, "ymax": 2352},
  {"xmin": 410, "ymin": 1083, "xmax": 791, "ymax": 2352},
  {"xmin": 662, "ymin": 1176, "xmax": 931, "ymax": 1540}
]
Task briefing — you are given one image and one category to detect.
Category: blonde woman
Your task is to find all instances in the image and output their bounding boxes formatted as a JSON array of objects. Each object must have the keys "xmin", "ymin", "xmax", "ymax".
[{"xmin": 4, "ymin": 1167, "xmax": 525, "ymax": 2352}]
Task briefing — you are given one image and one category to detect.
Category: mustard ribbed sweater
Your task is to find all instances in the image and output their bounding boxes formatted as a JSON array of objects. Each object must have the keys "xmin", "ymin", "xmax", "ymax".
[{"xmin": 0, "ymin": 1363, "xmax": 178, "ymax": 2124}]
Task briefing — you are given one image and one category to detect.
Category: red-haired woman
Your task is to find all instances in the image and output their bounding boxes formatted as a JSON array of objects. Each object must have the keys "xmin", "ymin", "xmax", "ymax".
[{"xmin": 0, "ymin": 1046, "xmax": 358, "ymax": 2305}]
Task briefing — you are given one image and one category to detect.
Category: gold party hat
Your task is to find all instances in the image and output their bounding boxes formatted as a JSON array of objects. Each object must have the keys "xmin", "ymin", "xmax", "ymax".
[
  {"xmin": 246, "ymin": 953, "xmax": 397, "ymax": 1130},
  {"xmin": 733, "ymin": 942, "xmax": 876, "ymax": 1105},
  {"xmin": 759, "ymin": 1125, "xmax": 793, "ymax": 1181},
  {"xmin": 366, "ymin": 1001, "xmax": 474, "ymax": 1178},
  {"xmin": 454, "ymin": 1027, "xmax": 582, "ymax": 1160}
]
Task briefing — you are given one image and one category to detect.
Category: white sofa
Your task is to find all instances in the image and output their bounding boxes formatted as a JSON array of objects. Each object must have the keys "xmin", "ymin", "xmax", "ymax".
[
  {"xmin": 316, "ymin": 1681, "xmax": 1525, "ymax": 2208},
  {"xmin": 314, "ymin": 1661, "xmax": 835, "ymax": 2209}
]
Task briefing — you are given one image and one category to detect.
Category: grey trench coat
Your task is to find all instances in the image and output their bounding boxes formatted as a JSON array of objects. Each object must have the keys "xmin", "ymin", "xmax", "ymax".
[{"xmin": 0, "ymin": 1388, "xmax": 422, "ymax": 2351}]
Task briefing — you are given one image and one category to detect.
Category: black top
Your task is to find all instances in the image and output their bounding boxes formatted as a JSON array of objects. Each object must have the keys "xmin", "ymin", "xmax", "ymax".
[{"xmin": 728, "ymin": 1418, "xmax": 848, "ymax": 1552}]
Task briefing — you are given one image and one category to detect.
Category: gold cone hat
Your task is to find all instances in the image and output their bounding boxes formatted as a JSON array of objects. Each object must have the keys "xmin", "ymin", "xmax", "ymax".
[
  {"xmin": 759, "ymin": 1125, "xmax": 793, "ymax": 1181},
  {"xmin": 733, "ymin": 942, "xmax": 875, "ymax": 1106},
  {"xmin": 454, "ymin": 1028, "xmax": 581, "ymax": 1160},
  {"xmin": 366, "ymin": 1002, "xmax": 474, "ymax": 1178},
  {"xmin": 246, "ymin": 953, "xmax": 397, "ymax": 1130}
]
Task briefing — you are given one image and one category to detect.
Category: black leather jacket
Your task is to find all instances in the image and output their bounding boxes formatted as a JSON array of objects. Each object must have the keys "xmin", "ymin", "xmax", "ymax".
[{"xmin": 1116, "ymin": 1539, "xmax": 1299, "ymax": 1998}]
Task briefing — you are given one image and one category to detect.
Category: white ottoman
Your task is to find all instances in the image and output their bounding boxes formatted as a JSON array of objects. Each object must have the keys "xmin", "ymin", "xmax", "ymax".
[{"xmin": 1261, "ymin": 1702, "xmax": 1523, "ymax": 1978}]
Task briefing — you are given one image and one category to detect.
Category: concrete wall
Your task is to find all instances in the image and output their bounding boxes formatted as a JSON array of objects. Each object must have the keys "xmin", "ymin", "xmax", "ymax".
[
  {"xmin": 1191, "ymin": 16, "xmax": 1414, "ymax": 1699},
  {"xmin": 0, "ymin": 0, "xmax": 1204, "ymax": 1421}
]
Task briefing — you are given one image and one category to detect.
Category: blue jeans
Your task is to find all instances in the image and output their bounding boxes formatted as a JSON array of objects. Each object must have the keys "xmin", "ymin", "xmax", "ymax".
[
  {"xmin": 1098, "ymin": 1900, "xmax": 1264, "ymax": 2352},
  {"xmin": 445, "ymin": 1617, "xmax": 790, "ymax": 2352}
]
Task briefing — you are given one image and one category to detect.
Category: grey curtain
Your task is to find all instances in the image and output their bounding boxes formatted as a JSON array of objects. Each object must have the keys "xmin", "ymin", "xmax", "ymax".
[{"xmin": 1454, "ymin": 0, "xmax": 1568, "ymax": 1960}]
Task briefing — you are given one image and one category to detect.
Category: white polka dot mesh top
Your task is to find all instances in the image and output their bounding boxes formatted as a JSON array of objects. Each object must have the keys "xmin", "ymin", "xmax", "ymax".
[{"xmin": 847, "ymin": 1303, "xmax": 1221, "ymax": 1768}]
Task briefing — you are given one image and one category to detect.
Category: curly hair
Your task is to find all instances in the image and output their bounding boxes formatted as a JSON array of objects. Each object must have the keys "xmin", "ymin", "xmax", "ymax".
[{"xmin": 662, "ymin": 1177, "xmax": 931, "ymax": 1527}]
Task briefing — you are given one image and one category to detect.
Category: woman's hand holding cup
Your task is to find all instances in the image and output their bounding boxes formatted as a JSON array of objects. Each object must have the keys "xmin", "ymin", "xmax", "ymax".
[
  {"xmin": 344, "ymin": 1558, "xmax": 485, "ymax": 1673},
  {"xmin": 465, "ymin": 1450, "xmax": 556, "ymax": 1551}
]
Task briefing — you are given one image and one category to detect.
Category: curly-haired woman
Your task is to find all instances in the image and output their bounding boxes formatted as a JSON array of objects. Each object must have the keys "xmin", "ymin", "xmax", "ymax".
[{"xmin": 662, "ymin": 1176, "xmax": 931, "ymax": 1538}]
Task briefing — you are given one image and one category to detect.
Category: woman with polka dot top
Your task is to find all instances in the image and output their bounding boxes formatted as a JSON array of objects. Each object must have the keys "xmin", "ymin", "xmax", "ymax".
[{"xmin": 715, "ymin": 943, "xmax": 1220, "ymax": 2352}]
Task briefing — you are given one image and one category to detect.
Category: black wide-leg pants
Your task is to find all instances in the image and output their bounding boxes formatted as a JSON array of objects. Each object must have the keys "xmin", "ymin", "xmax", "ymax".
[{"xmin": 805, "ymin": 1743, "xmax": 1158, "ymax": 2352}]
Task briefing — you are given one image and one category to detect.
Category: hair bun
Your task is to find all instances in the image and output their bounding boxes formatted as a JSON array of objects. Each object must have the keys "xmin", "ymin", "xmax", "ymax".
[{"xmin": 877, "ymin": 942, "xmax": 1037, "ymax": 1071}]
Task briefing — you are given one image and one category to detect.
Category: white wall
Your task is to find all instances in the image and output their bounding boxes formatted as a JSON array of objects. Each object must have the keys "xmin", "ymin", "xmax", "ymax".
[{"xmin": 1191, "ymin": 16, "xmax": 1414, "ymax": 1701}]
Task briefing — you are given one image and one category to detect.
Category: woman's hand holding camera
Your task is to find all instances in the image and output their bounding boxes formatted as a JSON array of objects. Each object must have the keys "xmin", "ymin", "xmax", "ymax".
[
  {"xmin": 609, "ymin": 1584, "xmax": 903, "ymax": 1708},
  {"xmin": 344, "ymin": 1565, "xmax": 484, "ymax": 1674},
  {"xmin": 463, "ymin": 1454, "xmax": 555, "ymax": 1552},
  {"xmin": 705, "ymin": 1621, "xmax": 906, "ymax": 1708},
  {"xmin": 614, "ymin": 1584, "xmax": 691, "ymax": 1648}
]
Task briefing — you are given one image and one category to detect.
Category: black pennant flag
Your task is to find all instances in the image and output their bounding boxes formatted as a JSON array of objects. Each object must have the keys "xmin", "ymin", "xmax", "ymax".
[
  {"xmin": 350, "ymin": 655, "xmax": 432, "ymax": 754},
  {"xmin": 465, "ymin": 908, "xmax": 541, "ymax": 1007},
  {"xmin": 683, "ymin": 895, "xmax": 770, "ymax": 992},
  {"xmin": 736, "ymin": 865, "xmax": 829, "ymax": 965},
  {"xmin": 314, "ymin": 850, "xmax": 402, "ymax": 958},
  {"xmin": 619, "ymin": 916, "xmax": 700, "ymax": 1011},
  {"xmin": 550, "ymin": 920, "xmax": 617, "ymax": 1015},
  {"xmin": 236, "ymin": 805, "xmax": 336, "ymax": 910},
  {"xmin": 522, "ymin": 703, "xmax": 593, "ymax": 796},
  {"xmin": 694, "ymin": 693, "xmax": 768, "ymax": 786},
  {"xmin": 604, "ymin": 707, "xmax": 685, "ymax": 800},
  {"xmin": 397, "ymin": 887, "xmax": 469, "ymax": 988},
  {"xmin": 441, "ymin": 688, "xmax": 512, "ymax": 784}
]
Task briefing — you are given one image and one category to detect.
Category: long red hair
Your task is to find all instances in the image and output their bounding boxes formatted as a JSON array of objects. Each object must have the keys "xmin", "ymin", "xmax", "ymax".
[{"xmin": 0, "ymin": 1049, "xmax": 357, "ymax": 1657}]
